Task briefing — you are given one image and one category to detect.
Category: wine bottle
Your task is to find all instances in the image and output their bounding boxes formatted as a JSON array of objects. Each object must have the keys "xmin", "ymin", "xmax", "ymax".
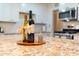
[{"xmin": 28, "ymin": 10, "xmax": 35, "ymax": 43}]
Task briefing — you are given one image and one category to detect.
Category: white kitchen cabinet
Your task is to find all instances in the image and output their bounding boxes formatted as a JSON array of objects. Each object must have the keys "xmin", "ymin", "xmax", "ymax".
[
  {"xmin": 0, "ymin": 4, "xmax": 19, "ymax": 22},
  {"xmin": 59, "ymin": 3, "xmax": 79, "ymax": 12},
  {"xmin": 35, "ymin": 23, "xmax": 47, "ymax": 33}
]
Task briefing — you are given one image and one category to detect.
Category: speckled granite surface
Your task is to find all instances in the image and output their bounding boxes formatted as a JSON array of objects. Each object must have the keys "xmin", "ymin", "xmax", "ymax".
[{"xmin": 0, "ymin": 34, "xmax": 79, "ymax": 56}]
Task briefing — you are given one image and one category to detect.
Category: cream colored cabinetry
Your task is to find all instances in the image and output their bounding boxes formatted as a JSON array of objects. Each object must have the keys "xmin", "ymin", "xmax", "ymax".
[{"xmin": 53, "ymin": 10, "xmax": 63, "ymax": 32}]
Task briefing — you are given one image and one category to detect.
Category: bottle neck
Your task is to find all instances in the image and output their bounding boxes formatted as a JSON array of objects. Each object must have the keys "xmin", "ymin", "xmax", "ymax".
[
  {"xmin": 29, "ymin": 16, "xmax": 32, "ymax": 20},
  {"xmin": 29, "ymin": 11, "xmax": 32, "ymax": 19}
]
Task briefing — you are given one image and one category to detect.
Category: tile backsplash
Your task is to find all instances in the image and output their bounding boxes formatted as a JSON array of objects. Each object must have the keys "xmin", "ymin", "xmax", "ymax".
[
  {"xmin": 0, "ymin": 22, "xmax": 16, "ymax": 33},
  {"xmin": 0, "ymin": 22, "xmax": 47, "ymax": 34},
  {"xmin": 62, "ymin": 21, "xmax": 79, "ymax": 29}
]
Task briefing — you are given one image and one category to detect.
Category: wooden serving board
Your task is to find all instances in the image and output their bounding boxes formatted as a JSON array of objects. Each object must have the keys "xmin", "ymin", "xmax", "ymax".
[{"xmin": 17, "ymin": 40, "xmax": 46, "ymax": 46}]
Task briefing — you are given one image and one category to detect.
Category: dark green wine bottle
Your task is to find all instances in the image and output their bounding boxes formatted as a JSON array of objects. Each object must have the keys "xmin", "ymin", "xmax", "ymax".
[{"xmin": 28, "ymin": 10, "xmax": 35, "ymax": 43}]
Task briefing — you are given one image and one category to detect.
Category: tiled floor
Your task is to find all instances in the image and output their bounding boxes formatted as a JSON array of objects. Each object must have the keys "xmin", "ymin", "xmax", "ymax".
[{"xmin": 0, "ymin": 34, "xmax": 79, "ymax": 56}]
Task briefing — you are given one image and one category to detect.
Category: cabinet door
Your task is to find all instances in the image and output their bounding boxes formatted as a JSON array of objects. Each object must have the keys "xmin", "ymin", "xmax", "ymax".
[
  {"xmin": 0, "ymin": 4, "xmax": 11, "ymax": 21},
  {"xmin": 53, "ymin": 10, "xmax": 62, "ymax": 32},
  {"xmin": 0, "ymin": 4, "xmax": 19, "ymax": 22}
]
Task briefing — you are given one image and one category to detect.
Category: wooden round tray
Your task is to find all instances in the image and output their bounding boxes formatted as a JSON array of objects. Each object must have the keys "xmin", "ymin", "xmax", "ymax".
[{"xmin": 17, "ymin": 40, "xmax": 46, "ymax": 46}]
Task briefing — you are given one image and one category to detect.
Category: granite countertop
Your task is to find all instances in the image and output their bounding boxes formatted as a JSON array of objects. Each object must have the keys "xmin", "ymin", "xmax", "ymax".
[{"xmin": 0, "ymin": 35, "xmax": 79, "ymax": 56}]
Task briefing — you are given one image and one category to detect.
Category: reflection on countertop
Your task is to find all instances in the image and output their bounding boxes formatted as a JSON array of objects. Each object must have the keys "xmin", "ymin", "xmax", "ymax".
[{"xmin": 0, "ymin": 34, "xmax": 79, "ymax": 56}]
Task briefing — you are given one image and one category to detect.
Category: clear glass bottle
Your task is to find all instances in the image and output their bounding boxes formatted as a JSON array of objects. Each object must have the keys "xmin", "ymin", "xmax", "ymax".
[{"xmin": 38, "ymin": 32, "xmax": 43, "ymax": 43}]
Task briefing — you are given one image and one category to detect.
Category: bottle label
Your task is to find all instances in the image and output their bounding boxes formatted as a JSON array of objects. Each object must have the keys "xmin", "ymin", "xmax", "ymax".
[{"xmin": 28, "ymin": 24, "xmax": 35, "ymax": 34}]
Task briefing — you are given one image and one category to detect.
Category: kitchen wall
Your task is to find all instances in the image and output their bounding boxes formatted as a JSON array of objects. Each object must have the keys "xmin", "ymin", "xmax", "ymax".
[
  {"xmin": 0, "ymin": 3, "xmax": 52, "ymax": 34},
  {"xmin": 47, "ymin": 3, "xmax": 59, "ymax": 35},
  {"xmin": 2, "ymin": 3, "xmax": 79, "ymax": 35},
  {"xmin": 17, "ymin": 3, "xmax": 50, "ymax": 33},
  {"xmin": 62, "ymin": 21, "xmax": 79, "ymax": 29},
  {"xmin": 20, "ymin": 3, "xmax": 49, "ymax": 23}
]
